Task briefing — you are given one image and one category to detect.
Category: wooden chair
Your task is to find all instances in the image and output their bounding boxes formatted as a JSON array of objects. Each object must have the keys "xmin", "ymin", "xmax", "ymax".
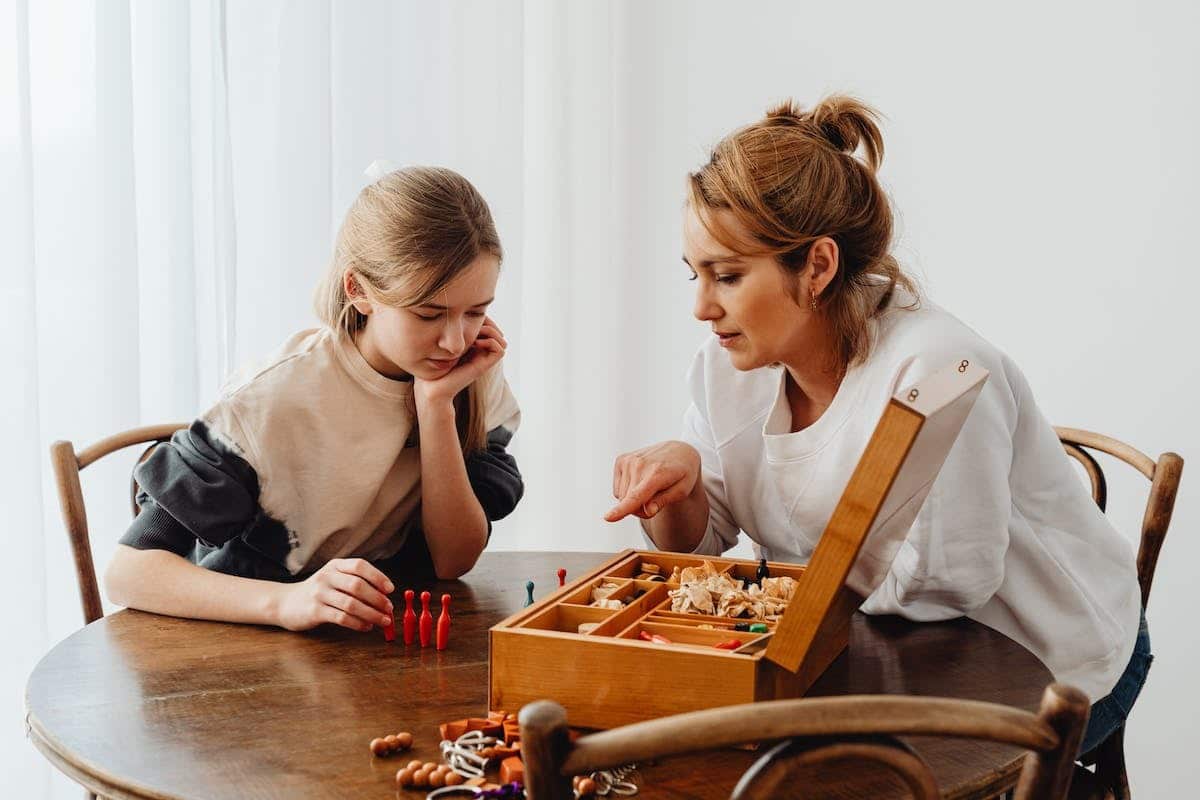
[
  {"xmin": 1055, "ymin": 427, "xmax": 1183, "ymax": 800},
  {"xmin": 49, "ymin": 423, "xmax": 187, "ymax": 626},
  {"xmin": 520, "ymin": 684, "xmax": 1089, "ymax": 800},
  {"xmin": 48, "ymin": 423, "xmax": 186, "ymax": 800}
]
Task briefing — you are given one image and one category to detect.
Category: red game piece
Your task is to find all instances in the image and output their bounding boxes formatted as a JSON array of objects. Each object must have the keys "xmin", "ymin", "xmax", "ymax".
[
  {"xmin": 403, "ymin": 589, "xmax": 416, "ymax": 645},
  {"xmin": 436, "ymin": 593, "xmax": 451, "ymax": 651},
  {"xmin": 382, "ymin": 612, "xmax": 395, "ymax": 642},
  {"xmin": 419, "ymin": 590, "xmax": 433, "ymax": 647},
  {"xmin": 557, "ymin": 568, "xmax": 566, "ymax": 587}
]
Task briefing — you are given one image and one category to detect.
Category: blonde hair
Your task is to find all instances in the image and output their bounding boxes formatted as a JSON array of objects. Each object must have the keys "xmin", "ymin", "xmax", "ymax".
[
  {"xmin": 688, "ymin": 94, "xmax": 917, "ymax": 368},
  {"xmin": 316, "ymin": 166, "xmax": 502, "ymax": 453}
]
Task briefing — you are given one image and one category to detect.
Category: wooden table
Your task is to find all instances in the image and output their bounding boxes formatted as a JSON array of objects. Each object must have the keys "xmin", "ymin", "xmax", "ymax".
[{"xmin": 26, "ymin": 552, "xmax": 1050, "ymax": 799}]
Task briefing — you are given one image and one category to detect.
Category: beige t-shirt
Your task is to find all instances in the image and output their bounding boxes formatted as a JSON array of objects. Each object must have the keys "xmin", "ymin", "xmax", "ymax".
[{"xmin": 123, "ymin": 327, "xmax": 522, "ymax": 578}]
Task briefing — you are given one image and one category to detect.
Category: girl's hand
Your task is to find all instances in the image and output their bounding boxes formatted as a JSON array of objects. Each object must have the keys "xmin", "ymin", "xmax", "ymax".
[
  {"xmin": 605, "ymin": 440, "xmax": 702, "ymax": 522},
  {"xmin": 275, "ymin": 558, "xmax": 395, "ymax": 632},
  {"xmin": 414, "ymin": 316, "xmax": 507, "ymax": 409}
]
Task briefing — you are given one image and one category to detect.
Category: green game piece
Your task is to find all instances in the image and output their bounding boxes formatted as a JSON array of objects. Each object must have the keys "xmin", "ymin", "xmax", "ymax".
[
  {"xmin": 749, "ymin": 623, "xmax": 769, "ymax": 633},
  {"xmin": 524, "ymin": 580, "xmax": 535, "ymax": 607}
]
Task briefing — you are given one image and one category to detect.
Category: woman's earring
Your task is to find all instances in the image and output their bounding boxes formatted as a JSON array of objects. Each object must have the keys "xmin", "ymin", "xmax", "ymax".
[{"xmin": 810, "ymin": 289, "xmax": 819, "ymax": 311}]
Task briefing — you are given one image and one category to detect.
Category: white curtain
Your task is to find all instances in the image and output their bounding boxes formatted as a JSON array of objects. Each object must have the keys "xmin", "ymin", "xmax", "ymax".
[
  {"xmin": 5, "ymin": 1, "xmax": 1197, "ymax": 797},
  {"xmin": 3, "ymin": 2, "xmax": 675, "ymax": 795}
]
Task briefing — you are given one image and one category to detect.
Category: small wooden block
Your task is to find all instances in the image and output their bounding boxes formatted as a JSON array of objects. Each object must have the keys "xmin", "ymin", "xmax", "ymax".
[
  {"xmin": 502, "ymin": 719, "xmax": 521, "ymax": 745},
  {"xmin": 439, "ymin": 720, "xmax": 469, "ymax": 741},
  {"xmin": 487, "ymin": 709, "xmax": 508, "ymax": 722},
  {"xmin": 489, "ymin": 743, "xmax": 521, "ymax": 761},
  {"xmin": 482, "ymin": 743, "xmax": 520, "ymax": 762},
  {"xmin": 465, "ymin": 777, "xmax": 487, "ymax": 788},
  {"xmin": 499, "ymin": 756, "xmax": 525, "ymax": 785}
]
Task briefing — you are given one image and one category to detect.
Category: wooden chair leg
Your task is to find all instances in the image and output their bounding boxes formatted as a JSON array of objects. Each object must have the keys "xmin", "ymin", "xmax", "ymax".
[{"xmin": 1094, "ymin": 726, "xmax": 1129, "ymax": 800}]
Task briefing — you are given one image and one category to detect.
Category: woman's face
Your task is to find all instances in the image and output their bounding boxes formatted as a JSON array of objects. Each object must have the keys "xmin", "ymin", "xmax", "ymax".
[
  {"xmin": 682, "ymin": 205, "xmax": 821, "ymax": 372},
  {"xmin": 350, "ymin": 253, "xmax": 500, "ymax": 380}
]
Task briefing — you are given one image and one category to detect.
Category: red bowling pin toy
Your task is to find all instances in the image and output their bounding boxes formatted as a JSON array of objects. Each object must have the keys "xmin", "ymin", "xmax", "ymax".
[{"xmin": 419, "ymin": 590, "xmax": 433, "ymax": 648}]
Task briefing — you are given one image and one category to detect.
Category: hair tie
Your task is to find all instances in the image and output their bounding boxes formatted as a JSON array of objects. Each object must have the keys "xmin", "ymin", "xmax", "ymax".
[{"xmin": 363, "ymin": 159, "xmax": 397, "ymax": 183}]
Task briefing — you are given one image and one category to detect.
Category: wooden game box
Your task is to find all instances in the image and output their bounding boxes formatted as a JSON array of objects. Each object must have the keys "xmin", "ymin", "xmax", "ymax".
[{"xmin": 489, "ymin": 359, "xmax": 989, "ymax": 729}]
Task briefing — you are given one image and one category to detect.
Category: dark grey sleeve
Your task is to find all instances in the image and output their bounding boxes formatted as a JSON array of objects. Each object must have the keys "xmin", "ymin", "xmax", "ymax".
[
  {"xmin": 119, "ymin": 420, "xmax": 261, "ymax": 553},
  {"xmin": 464, "ymin": 425, "xmax": 524, "ymax": 524}
]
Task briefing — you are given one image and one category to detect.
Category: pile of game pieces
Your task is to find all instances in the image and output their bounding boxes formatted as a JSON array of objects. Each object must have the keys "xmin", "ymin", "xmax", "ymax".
[
  {"xmin": 667, "ymin": 560, "xmax": 797, "ymax": 619},
  {"xmin": 377, "ymin": 710, "xmax": 638, "ymax": 797}
]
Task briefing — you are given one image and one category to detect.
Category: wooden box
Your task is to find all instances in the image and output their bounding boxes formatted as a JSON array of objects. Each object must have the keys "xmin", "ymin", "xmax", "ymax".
[{"xmin": 489, "ymin": 360, "xmax": 989, "ymax": 729}]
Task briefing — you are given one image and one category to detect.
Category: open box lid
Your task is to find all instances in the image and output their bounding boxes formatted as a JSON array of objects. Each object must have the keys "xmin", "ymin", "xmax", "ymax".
[{"xmin": 764, "ymin": 358, "xmax": 990, "ymax": 673}]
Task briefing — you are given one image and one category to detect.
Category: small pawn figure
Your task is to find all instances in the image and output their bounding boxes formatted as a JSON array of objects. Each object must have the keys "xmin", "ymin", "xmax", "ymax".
[
  {"xmin": 402, "ymin": 589, "xmax": 417, "ymax": 646},
  {"xmin": 419, "ymin": 591, "xmax": 433, "ymax": 647},
  {"xmin": 557, "ymin": 568, "xmax": 566, "ymax": 587},
  {"xmin": 382, "ymin": 611, "xmax": 395, "ymax": 642},
  {"xmin": 756, "ymin": 557, "xmax": 770, "ymax": 586},
  {"xmin": 436, "ymin": 594, "xmax": 451, "ymax": 651},
  {"xmin": 524, "ymin": 580, "xmax": 535, "ymax": 607}
]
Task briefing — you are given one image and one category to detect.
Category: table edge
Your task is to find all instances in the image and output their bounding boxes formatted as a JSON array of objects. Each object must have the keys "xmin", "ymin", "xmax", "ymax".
[{"xmin": 26, "ymin": 708, "xmax": 170, "ymax": 800}]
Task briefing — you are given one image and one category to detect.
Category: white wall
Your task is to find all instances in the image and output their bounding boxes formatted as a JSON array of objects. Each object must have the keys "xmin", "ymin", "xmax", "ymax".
[{"xmin": 7, "ymin": 1, "xmax": 1196, "ymax": 797}]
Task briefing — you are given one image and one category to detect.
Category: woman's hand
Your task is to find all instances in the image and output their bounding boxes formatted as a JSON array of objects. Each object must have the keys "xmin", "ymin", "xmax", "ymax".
[
  {"xmin": 275, "ymin": 558, "xmax": 395, "ymax": 632},
  {"xmin": 414, "ymin": 316, "xmax": 507, "ymax": 410},
  {"xmin": 605, "ymin": 440, "xmax": 702, "ymax": 522}
]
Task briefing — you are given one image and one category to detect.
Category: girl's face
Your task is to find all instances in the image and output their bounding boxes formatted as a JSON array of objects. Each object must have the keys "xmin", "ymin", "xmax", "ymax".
[
  {"xmin": 683, "ymin": 205, "xmax": 821, "ymax": 372},
  {"xmin": 350, "ymin": 253, "xmax": 500, "ymax": 380}
]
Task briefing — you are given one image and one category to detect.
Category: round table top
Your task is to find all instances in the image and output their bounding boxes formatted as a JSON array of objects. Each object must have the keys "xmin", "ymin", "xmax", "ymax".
[{"xmin": 26, "ymin": 551, "xmax": 1051, "ymax": 799}]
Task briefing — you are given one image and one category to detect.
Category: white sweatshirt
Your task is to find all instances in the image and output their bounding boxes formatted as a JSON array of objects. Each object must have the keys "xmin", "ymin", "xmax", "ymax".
[{"xmin": 672, "ymin": 290, "xmax": 1141, "ymax": 701}]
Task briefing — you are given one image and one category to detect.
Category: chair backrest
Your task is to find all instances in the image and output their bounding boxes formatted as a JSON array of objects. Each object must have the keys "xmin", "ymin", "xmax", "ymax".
[
  {"xmin": 519, "ymin": 684, "xmax": 1090, "ymax": 800},
  {"xmin": 49, "ymin": 423, "xmax": 187, "ymax": 625},
  {"xmin": 1056, "ymin": 427, "xmax": 1184, "ymax": 609}
]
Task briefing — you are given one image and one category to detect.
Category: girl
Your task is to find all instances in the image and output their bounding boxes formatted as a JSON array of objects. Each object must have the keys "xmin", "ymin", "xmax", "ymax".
[
  {"xmin": 106, "ymin": 165, "xmax": 523, "ymax": 634},
  {"xmin": 606, "ymin": 96, "xmax": 1149, "ymax": 756}
]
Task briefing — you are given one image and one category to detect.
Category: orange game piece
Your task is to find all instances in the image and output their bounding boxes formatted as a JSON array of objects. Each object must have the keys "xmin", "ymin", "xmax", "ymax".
[
  {"xmin": 368, "ymin": 732, "xmax": 413, "ymax": 756},
  {"xmin": 438, "ymin": 720, "xmax": 470, "ymax": 741},
  {"xmin": 499, "ymin": 756, "xmax": 525, "ymax": 784},
  {"xmin": 490, "ymin": 743, "xmax": 521, "ymax": 760},
  {"xmin": 436, "ymin": 593, "xmax": 451, "ymax": 651},
  {"xmin": 465, "ymin": 717, "xmax": 504, "ymax": 738}
]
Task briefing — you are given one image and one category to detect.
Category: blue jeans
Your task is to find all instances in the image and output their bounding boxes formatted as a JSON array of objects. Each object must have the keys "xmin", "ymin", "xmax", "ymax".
[{"xmin": 1079, "ymin": 608, "xmax": 1152, "ymax": 755}]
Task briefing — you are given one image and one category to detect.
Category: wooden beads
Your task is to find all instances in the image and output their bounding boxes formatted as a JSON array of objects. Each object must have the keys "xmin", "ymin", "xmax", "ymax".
[
  {"xmin": 573, "ymin": 775, "xmax": 597, "ymax": 797},
  {"xmin": 369, "ymin": 731, "xmax": 413, "ymax": 756},
  {"xmin": 397, "ymin": 762, "xmax": 459, "ymax": 790}
]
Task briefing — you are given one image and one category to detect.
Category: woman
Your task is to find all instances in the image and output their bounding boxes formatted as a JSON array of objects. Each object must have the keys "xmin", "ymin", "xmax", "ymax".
[{"xmin": 606, "ymin": 96, "xmax": 1149, "ymax": 754}]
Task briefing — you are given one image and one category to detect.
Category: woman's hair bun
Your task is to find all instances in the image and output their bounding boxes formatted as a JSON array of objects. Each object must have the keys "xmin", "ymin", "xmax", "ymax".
[{"xmin": 765, "ymin": 95, "xmax": 884, "ymax": 172}]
